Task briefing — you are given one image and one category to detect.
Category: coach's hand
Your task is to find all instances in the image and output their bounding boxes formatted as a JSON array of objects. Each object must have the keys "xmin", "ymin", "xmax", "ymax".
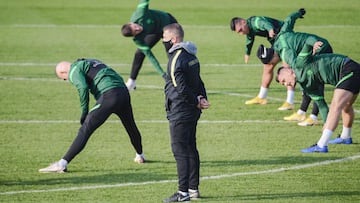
[{"xmin": 197, "ymin": 95, "xmax": 210, "ymax": 110}]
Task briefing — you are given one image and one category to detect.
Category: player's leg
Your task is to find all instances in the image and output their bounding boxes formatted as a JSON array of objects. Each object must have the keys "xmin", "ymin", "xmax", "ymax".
[
  {"xmin": 301, "ymin": 89, "xmax": 352, "ymax": 153},
  {"xmin": 297, "ymin": 94, "xmax": 320, "ymax": 126},
  {"xmin": 316, "ymin": 90, "xmax": 354, "ymax": 146},
  {"xmin": 39, "ymin": 93, "xmax": 113, "ymax": 172},
  {"xmin": 284, "ymin": 91, "xmax": 307, "ymax": 122},
  {"xmin": 62, "ymin": 93, "xmax": 114, "ymax": 164},
  {"xmin": 245, "ymin": 63, "xmax": 274, "ymax": 105},
  {"xmin": 277, "ymin": 85, "xmax": 295, "ymax": 111},
  {"xmin": 115, "ymin": 88, "xmax": 143, "ymax": 160},
  {"xmin": 329, "ymin": 93, "xmax": 357, "ymax": 144},
  {"xmin": 126, "ymin": 33, "xmax": 162, "ymax": 90}
]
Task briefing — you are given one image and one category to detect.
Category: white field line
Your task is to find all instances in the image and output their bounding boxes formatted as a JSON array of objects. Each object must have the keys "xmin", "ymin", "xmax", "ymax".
[
  {"xmin": 1, "ymin": 154, "xmax": 359, "ymax": 195},
  {"xmin": 1, "ymin": 119, "xmax": 359, "ymax": 124},
  {"xmin": 1, "ymin": 76, "xmax": 360, "ymax": 114},
  {"xmin": 2, "ymin": 24, "xmax": 360, "ymax": 29},
  {"xmin": 0, "ymin": 62, "xmax": 259, "ymax": 67},
  {"xmin": 0, "ymin": 120, "xmax": 290, "ymax": 124}
]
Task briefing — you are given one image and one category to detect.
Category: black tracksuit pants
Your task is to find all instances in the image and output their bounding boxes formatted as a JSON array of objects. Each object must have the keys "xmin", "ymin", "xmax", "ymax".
[
  {"xmin": 63, "ymin": 87, "xmax": 143, "ymax": 163},
  {"xmin": 169, "ymin": 119, "xmax": 200, "ymax": 192}
]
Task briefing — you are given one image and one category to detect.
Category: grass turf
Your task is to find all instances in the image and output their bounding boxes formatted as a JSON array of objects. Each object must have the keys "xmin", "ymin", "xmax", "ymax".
[{"xmin": 0, "ymin": 0, "xmax": 360, "ymax": 202}]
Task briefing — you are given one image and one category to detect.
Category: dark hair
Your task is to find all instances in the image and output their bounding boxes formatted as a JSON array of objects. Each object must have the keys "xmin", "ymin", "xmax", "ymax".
[
  {"xmin": 230, "ymin": 17, "xmax": 242, "ymax": 31},
  {"xmin": 121, "ymin": 24, "xmax": 133, "ymax": 37}
]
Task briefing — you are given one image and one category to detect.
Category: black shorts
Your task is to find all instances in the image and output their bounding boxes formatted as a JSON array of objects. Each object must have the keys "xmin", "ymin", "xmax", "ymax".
[{"xmin": 336, "ymin": 58, "xmax": 360, "ymax": 94}]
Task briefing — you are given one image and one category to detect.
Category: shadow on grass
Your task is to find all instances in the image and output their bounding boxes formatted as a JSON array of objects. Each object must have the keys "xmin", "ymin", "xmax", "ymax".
[
  {"xmin": 1, "ymin": 159, "xmax": 177, "ymax": 188},
  {"xmin": 201, "ymin": 155, "xmax": 343, "ymax": 167},
  {"xmin": 203, "ymin": 191, "xmax": 360, "ymax": 201},
  {"xmin": 1, "ymin": 171, "xmax": 174, "ymax": 187},
  {"xmin": 0, "ymin": 155, "xmax": 351, "ymax": 189}
]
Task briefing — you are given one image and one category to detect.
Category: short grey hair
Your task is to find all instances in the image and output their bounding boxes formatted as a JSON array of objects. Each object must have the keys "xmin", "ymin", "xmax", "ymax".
[{"xmin": 163, "ymin": 23, "xmax": 184, "ymax": 39}]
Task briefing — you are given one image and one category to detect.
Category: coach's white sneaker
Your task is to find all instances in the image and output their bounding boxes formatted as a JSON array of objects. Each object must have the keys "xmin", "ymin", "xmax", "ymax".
[
  {"xmin": 134, "ymin": 153, "xmax": 145, "ymax": 164},
  {"xmin": 126, "ymin": 78, "xmax": 136, "ymax": 91},
  {"xmin": 189, "ymin": 189, "xmax": 200, "ymax": 199},
  {"xmin": 39, "ymin": 161, "xmax": 67, "ymax": 173}
]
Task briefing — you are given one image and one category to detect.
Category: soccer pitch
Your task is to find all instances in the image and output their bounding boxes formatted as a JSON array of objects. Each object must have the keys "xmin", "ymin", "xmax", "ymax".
[{"xmin": 1, "ymin": 0, "xmax": 359, "ymax": 202}]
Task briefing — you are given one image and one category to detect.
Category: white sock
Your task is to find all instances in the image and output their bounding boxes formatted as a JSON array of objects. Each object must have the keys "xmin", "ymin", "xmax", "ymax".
[
  {"xmin": 126, "ymin": 78, "xmax": 135, "ymax": 84},
  {"xmin": 286, "ymin": 90, "xmax": 295, "ymax": 104},
  {"xmin": 136, "ymin": 153, "xmax": 144, "ymax": 158},
  {"xmin": 317, "ymin": 129, "xmax": 333, "ymax": 147},
  {"xmin": 340, "ymin": 126, "xmax": 351, "ymax": 139},
  {"xmin": 309, "ymin": 114, "xmax": 318, "ymax": 120},
  {"xmin": 59, "ymin": 159, "xmax": 68, "ymax": 167},
  {"xmin": 188, "ymin": 189, "xmax": 198, "ymax": 193},
  {"xmin": 297, "ymin": 109, "xmax": 306, "ymax": 115},
  {"xmin": 258, "ymin": 87, "xmax": 268, "ymax": 99},
  {"xmin": 178, "ymin": 191, "xmax": 189, "ymax": 196}
]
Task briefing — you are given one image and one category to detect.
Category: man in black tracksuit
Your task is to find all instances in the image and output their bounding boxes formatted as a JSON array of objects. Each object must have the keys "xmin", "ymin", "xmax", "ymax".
[{"xmin": 162, "ymin": 23, "xmax": 209, "ymax": 202}]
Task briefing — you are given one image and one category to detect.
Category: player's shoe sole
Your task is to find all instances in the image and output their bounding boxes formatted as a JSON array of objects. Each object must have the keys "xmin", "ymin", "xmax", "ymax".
[
  {"xmin": 301, "ymin": 144, "xmax": 328, "ymax": 153},
  {"xmin": 39, "ymin": 162, "xmax": 67, "ymax": 173},
  {"xmin": 328, "ymin": 136, "xmax": 353, "ymax": 144}
]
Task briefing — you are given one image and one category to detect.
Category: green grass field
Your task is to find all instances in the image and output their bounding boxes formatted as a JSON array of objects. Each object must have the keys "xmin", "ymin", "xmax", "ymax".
[{"xmin": 1, "ymin": 0, "xmax": 360, "ymax": 202}]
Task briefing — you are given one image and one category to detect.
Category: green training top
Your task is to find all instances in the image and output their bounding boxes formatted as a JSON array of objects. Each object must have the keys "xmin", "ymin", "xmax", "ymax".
[
  {"xmin": 292, "ymin": 47, "xmax": 347, "ymax": 121},
  {"xmin": 131, "ymin": 0, "xmax": 172, "ymax": 76},
  {"xmin": 277, "ymin": 10, "xmax": 303, "ymax": 35},
  {"xmin": 69, "ymin": 59, "xmax": 125, "ymax": 115},
  {"xmin": 245, "ymin": 16, "xmax": 283, "ymax": 55},
  {"xmin": 273, "ymin": 11, "xmax": 331, "ymax": 67}
]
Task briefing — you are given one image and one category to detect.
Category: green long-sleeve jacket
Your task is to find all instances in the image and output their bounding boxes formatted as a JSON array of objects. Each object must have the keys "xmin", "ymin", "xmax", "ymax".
[
  {"xmin": 69, "ymin": 59, "xmax": 125, "ymax": 115},
  {"xmin": 244, "ymin": 16, "xmax": 283, "ymax": 55},
  {"xmin": 131, "ymin": 0, "xmax": 173, "ymax": 76},
  {"xmin": 292, "ymin": 46, "xmax": 347, "ymax": 122},
  {"xmin": 273, "ymin": 11, "xmax": 331, "ymax": 67}
]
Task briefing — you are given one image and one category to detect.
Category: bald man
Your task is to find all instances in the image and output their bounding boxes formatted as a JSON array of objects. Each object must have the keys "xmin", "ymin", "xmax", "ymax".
[{"xmin": 39, "ymin": 58, "xmax": 145, "ymax": 173}]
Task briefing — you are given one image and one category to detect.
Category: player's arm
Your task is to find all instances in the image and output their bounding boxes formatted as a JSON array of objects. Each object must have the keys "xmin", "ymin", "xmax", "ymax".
[
  {"xmin": 286, "ymin": 44, "xmax": 313, "ymax": 69},
  {"xmin": 280, "ymin": 47, "xmax": 298, "ymax": 68},
  {"xmin": 245, "ymin": 35, "xmax": 255, "ymax": 58},
  {"xmin": 303, "ymin": 35, "xmax": 328, "ymax": 55},
  {"xmin": 253, "ymin": 17, "xmax": 276, "ymax": 37},
  {"xmin": 279, "ymin": 9, "xmax": 305, "ymax": 34},
  {"xmin": 68, "ymin": 63, "xmax": 90, "ymax": 116},
  {"xmin": 133, "ymin": 0, "xmax": 149, "ymax": 17},
  {"xmin": 135, "ymin": 40, "xmax": 166, "ymax": 76}
]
